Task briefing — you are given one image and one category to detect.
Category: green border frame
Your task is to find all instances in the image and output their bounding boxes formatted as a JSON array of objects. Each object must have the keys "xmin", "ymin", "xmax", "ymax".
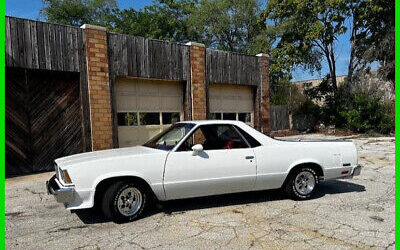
[
  {"xmin": 0, "ymin": 1, "xmax": 398, "ymax": 249},
  {"xmin": 1, "ymin": 0, "xmax": 5, "ymax": 249},
  {"xmin": 395, "ymin": 0, "xmax": 399, "ymax": 247}
]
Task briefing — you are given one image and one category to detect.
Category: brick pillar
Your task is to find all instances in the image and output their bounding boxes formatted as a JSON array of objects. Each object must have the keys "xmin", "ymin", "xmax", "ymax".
[
  {"xmin": 256, "ymin": 53, "xmax": 271, "ymax": 134},
  {"xmin": 81, "ymin": 24, "xmax": 113, "ymax": 150},
  {"xmin": 186, "ymin": 42, "xmax": 207, "ymax": 120}
]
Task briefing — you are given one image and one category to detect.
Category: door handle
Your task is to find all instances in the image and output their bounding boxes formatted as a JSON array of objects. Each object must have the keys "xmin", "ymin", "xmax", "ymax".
[{"xmin": 245, "ymin": 156, "xmax": 254, "ymax": 160}]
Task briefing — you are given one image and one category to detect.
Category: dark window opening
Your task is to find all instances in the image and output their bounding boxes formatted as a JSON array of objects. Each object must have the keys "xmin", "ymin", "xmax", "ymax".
[
  {"xmin": 234, "ymin": 126, "xmax": 261, "ymax": 147},
  {"xmin": 238, "ymin": 113, "xmax": 251, "ymax": 123},
  {"xmin": 118, "ymin": 112, "xmax": 138, "ymax": 126},
  {"xmin": 210, "ymin": 113, "xmax": 222, "ymax": 120},
  {"xmin": 222, "ymin": 113, "xmax": 236, "ymax": 120},
  {"xmin": 139, "ymin": 112, "xmax": 160, "ymax": 125},
  {"xmin": 162, "ymin": 112, "xmax": 180, "ymax": 124}
]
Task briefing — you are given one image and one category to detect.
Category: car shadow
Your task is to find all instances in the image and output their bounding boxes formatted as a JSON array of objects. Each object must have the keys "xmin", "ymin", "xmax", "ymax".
[
  {"xmin": 74, "ymin": 180, "xmax": 365, "ymax": 224},
  {"xmin": 318, "ymin": 179, "xmax": 366, "ymax": 195},
  {"xmin": 73, "ymin": 207, "xmax": 112, "ymax": 224}
]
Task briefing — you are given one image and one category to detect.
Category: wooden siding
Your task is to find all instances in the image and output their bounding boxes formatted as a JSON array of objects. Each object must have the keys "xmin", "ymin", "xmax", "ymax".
[
  {"xmin": 5, "ymin": 68, "xmax": 31, "ymax": 175},
  {"xmin": 5, "ymin": 16, "xmax": 92, "ymax": 152},
  {"xmin": 270, "ymin": 105, "xmax": 290, "ymax": 131},
  {"xmin": 107, "ymin": 33, "xmax": 191, "ymax": 81},
  {"xmin": 5, "ymin": 16, "xmax": 261, "ymax": 88},
  {"xmin": 6, "ymin": 68, "xmax": 84, "ymax": 176},
  {"xmin": 206, "ymin": 49, "xmax": 260, "ymax": 86},
  {"xmin": 5, "ymin": 16, "xmax": 83, "ymax": 72}
]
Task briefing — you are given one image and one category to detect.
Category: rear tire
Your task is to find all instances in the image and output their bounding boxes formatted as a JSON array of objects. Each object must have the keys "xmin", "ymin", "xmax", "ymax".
[
  {"xmin": 285, "ymin": 167, "xmax": 319, "ymax": 200},
  {"xmin": 101, "ymin": 181, "xmax": 148, "ymax": 222}
]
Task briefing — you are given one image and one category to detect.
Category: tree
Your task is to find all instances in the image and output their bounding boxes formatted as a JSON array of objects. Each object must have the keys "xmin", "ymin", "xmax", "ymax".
[
  {"xmin": 106, "ymin": 0, "xmax": 200, "ymax": 42},
  {"xmin": 353, "ymin": 0, "xmax": 394, "ymax": 84},
  {"xmin": 346, "ymin": 0, "xmax": 363, "ymax": 85},
  {"xmin": 266, "ymin": 0, "xmax": 350, "ymax": 97},
  {"xmin": 190, "ymin": 0, "xmax": 266, "ymax": 53},
  {"xmin": 40, "ymin": 0, "xmax": 117, "ymax": 26}
]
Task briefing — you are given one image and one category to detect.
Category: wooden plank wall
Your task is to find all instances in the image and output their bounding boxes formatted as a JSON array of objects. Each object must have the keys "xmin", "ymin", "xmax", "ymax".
[
  {"xmin": 107, "ymin": 33, "xmax": 191, "ymax": 81},
  {"xmin": 5, "ymin": 16, "xmax": 261, "ymax": 87},
  {"xmin": 5, "ymin": 16, "xmax": 82, "ymax": 72},
  {"xmin": 5, "ymin": 16, "xmax": 92, "ymax": 152},
  {"xmin": 5, "ymin": 68, "xmax": 31, "ymax": 175},
  {"xmin": 6, "ymin": 68, "xmax": 84, "ymax": 176},
  {"xmin": 270, "ymin": 105, "xmax": 290, "ymax": 131},
  {"xmin": 206, "ymin": 49, "xmax": 260, "ymax": 86}
]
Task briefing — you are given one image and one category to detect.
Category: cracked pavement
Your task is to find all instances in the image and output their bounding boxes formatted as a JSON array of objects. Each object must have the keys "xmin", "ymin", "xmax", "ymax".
[{"xmin": 5, "ymin": 135, "xmax": 395, "ymax": 249}]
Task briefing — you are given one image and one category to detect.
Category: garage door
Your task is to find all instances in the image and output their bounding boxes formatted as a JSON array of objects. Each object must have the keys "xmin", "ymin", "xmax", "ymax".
[
  {"xmin": 209, "ymin": 84, "xmax": 254, "ymax": 126},
  {"xmin": 116, "ymin": 78, "xmax": 183, "ymax": 147},
  {"xmin": 6, "ymin": 68, "xmax": 83, "ymax": 176}
]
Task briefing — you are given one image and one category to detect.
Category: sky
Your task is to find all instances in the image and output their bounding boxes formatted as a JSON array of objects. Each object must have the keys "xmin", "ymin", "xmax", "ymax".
[{"xmin": 5, "ymin": 0, "xmax": 354, "ymax": 82}]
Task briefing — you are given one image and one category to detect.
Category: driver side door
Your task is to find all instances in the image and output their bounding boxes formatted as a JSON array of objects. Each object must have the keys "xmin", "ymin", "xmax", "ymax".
[{"xmin": 163, "ymin": 124, "xmax": 257, "ymax": 199}]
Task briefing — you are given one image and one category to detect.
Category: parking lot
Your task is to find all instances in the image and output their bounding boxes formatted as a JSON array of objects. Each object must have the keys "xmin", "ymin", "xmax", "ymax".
[{"xmin": 5, "ymin": 134, "xmax": 395, "ymax": 249}]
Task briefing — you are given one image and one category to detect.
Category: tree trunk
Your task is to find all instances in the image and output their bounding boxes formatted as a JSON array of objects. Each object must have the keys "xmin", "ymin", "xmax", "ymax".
[
  {"xmin": 330, "ymin": 48, "xmax": 337, "ymax": 93},
  {"xmin": 347, "ymin": 16, "xmax": 357, "ymax": 85},
  {"xmin": 323, "ymin": 43, "xmax": 337, "ymax": 94}
]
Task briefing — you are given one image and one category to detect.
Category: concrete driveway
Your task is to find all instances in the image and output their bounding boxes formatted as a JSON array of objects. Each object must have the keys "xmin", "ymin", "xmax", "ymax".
[{"xmin": 5, "ymin": 135, "xmax": 395, "ymax": 249}]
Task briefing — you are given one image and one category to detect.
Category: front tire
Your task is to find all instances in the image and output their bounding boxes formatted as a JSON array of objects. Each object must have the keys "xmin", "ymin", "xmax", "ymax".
[
  {"xmin": 285, "ymin": 167, "xmax": 319, "ymax": 200},
  {"xmin": 101, "ymin": 181, "xmax": 148, "ymax": 222}
]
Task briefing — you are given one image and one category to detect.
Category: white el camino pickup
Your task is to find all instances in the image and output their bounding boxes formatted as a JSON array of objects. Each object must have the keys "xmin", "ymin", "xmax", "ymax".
[{"xmin": 47, "ymin": 120, "xmax": 361, "ymax": 222}]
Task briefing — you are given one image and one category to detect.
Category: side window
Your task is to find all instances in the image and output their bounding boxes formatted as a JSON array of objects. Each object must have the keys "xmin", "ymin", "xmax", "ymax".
[
  {"xmin": 178, "ymin": 128, "xmax": 206, "ymax": 151},
  {"xmin": 234, "ymin": 126, "xmax": 261, "ymax": 147},
  {"xmin": 178, "ymin": 125, "xmax": 248, "ymax": 151}
]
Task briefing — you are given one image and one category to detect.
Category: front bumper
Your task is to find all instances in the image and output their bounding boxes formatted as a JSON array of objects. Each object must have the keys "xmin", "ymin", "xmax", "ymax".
[{"xmin": 46, "ymin": 175, "xmax": 75, "ymax": 204}]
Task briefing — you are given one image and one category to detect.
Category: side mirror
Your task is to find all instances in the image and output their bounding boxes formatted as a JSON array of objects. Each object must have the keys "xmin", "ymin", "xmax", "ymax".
[{"xmin": 191, "ymin": 144, "xmax": 203, "ymax": 156}]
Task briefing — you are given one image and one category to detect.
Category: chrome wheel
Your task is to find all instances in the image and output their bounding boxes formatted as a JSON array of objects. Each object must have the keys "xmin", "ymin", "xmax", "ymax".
[
  {"xmin": 294, "ymin": 171, "xmax": 316, "ymax": 195},
  {"xmin": 117, "ymin": 187, "xmax": 143, "ymax": 217}
]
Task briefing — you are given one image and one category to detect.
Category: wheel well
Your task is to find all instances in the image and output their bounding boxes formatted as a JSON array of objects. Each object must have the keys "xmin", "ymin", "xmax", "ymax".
[
  {"xmin": 93, "ymin": 176, "xmax": 156, "ymax": 208},
  {"xmin": 282, "ymin": 163, "xmax": 324, "ymax": 188}
]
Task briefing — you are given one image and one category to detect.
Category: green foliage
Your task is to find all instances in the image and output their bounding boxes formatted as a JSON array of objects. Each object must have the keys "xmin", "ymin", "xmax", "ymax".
[
  {"xmin": 340, "ymin": 95, "xmax": 394, "ymax": 134},
  {"xmin": 354, "ymin": 0, "xmax": 394, "ymax": 83},
  {"xmin": 265, "ymin": 0, "xmax": 350, "ymax": 80},
  {"xmin": 264, "ymin": 0, "xmax": 349, "ymax": 117},
  {"xmin": 106, "ymin": 0, "xmax": 200, "ymax": 42},
  {"xmin": 270, "ymin": 82, "xmax": 291, "ymax": 105},
  {"xmin": 40, "ymin": 0, "xmax": 117, "ymax": 26},
  {"xmin": 303, "ymin": 77, "xmax": 336, "ymax": 125},
  {"xmin": 190, "ymin": 0, "xmax": 267, "ymax": 53},
  {"xmin": 293, "ymin": 99, "xmax": 320, "ymax": 118},
  {"xmin": 303, "ymin": 76, "xmax": 394, "ymax": 134}
]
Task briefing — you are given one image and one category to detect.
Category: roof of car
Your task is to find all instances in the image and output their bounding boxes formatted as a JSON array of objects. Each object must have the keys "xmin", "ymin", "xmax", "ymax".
[{"xmin": 178, "ymin": 120, "xmax": 246, "ymax": 126}]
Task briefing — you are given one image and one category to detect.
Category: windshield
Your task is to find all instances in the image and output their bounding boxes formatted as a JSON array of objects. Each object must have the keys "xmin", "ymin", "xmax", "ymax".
[{"xmin": 143, "ymin": 123, "xmax": 195, "ymax": 151}]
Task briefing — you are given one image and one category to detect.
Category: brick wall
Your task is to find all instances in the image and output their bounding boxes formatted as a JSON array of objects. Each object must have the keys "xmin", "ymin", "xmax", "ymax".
[
  {"xmin": 81, "ymin": 24, "xmax": 113, "ymax": 150},
  {"xmin": 257, "ymin": 53, "xmax": 271, "ymax": 135},
  {"xmin": 187, "ymin": 42, "xmax": 207, "ymax": 120}
]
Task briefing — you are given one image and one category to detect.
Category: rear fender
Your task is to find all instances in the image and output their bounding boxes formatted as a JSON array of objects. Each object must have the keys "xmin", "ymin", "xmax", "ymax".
[{"xmin": 287, "ymin": 158, "xmax": 325, "ymax": 176}]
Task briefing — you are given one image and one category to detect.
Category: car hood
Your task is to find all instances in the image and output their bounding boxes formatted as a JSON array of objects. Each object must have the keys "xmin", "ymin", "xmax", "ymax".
[{"xmin": 55, "ymin": 146, "xmax": 164, "ymax": 168}]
